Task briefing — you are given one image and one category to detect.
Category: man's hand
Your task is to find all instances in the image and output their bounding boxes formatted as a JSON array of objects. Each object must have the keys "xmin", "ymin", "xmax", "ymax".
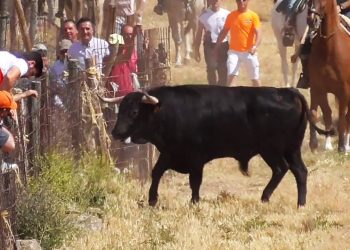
[
  {"xmin": 25, "ymin": 89, "xmax": 38, "ymax": 98},
  {"xmin": 249, "ymin": 46, "xmax": 257, "ymax": 55}
]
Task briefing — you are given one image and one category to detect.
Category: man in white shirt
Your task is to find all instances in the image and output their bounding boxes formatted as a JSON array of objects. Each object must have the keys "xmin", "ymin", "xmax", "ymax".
[
  {"xmin": 0, "ymin": 51, "xmax": 44, "ymax": 91},
  {"xmin": 68, "ymin": 17, "xmax": 110, "ymax": 73},
  {"xmin": 193, "ymin": 0, "xmax": 230, "ymax": 85}
]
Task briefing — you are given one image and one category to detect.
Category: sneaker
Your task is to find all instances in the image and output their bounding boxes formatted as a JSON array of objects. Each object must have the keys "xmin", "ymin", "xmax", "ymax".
[
  {"xmin": 1, "ymin": 161, "xmax": 19, "ymax": 174},
  {"xmin": 296, "ymin": 73, "xmax": 310, "ymax": 89},
  {"xmin": 153, "ymin": 4, "xmax": 164, "ymax": 15}
]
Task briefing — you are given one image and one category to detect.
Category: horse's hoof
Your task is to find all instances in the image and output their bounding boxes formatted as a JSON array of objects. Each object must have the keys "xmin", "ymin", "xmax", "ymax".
[
  {"xmin": 184, "ymin": 58, "xmax": 191, "ymax": 65},
  {"xmin": 175, "ymin": 63, "xmax": 183, "ymax": 68}
]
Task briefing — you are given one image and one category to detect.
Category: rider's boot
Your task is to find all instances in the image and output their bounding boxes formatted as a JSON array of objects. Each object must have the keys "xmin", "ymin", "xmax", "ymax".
[{"xmin": 296, "ymin": 55, "xmax": 310, "ymax": 89}]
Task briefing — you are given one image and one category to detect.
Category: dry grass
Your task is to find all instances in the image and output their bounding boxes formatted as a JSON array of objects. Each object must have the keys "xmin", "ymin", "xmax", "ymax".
[{"xmin": 60, "ymin": 1, "xmax": 350, "ymax": 249}]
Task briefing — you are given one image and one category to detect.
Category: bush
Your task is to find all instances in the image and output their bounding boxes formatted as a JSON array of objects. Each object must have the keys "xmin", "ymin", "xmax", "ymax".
[{"xmin": 16, "ymin": 152, "xmax": 114, "ymax": 249}]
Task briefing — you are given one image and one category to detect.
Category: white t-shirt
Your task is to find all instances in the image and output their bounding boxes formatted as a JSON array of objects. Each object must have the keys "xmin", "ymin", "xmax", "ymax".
[
  {"xmin": 199, "ymin": 7, "xmax": 230, "ymax": 43},
  {"xmin": 0, "ymin": 51, "xmax": 28, "ymax": 78},
  {"xmin": 67, "ymin": 37, "xmax": 110, "ymax": 73}
]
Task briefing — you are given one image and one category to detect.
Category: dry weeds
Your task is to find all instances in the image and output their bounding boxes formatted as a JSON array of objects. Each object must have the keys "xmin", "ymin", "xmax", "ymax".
[{"xmin": 60, "ymin": 1, "xmax": 350, "ymax": 249}]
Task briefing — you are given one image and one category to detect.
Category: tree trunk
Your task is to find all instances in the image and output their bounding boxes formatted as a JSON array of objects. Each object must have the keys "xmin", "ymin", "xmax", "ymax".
[{"xmin": 0, "ymin": 0, "xmax": 9, "ymax": 49}]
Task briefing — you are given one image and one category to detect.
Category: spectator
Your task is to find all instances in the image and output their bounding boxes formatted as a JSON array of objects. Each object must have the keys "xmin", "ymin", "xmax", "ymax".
[
  {"xmin": 338, "ymin": 0, "xmax": 350, "ymax": 18},
  {"xmin": 32, "ymin": 43, "xmax": 50, "ymax": 72},
  {"xmin": 63, "ymin": 19, "xmax": 79, "ymax": 43},
  {"xmin": 0, "ymin": 91, "xmax": 17, "ymax": 153},
  {"xmin": 103, "ymin": 0, "xmax": 146, "ymax": 35},
  {"xmin": 0, "ymin": 89, "xmax": 38, "ymax": 154},
  {"xmin": 109, "ymin": 25, "xmax": 139, "ymax": 97},
  {"xmin": 193, "ymin": 0, "xmax": 230, "ymax": 85},
  {"xmin": 50, "ymin": 39, "xmax": 72, "ymax": 107},
  {"xmin": 0, "ymin": 51, "xmax": 43, "ymax": 92},
  {"xmin": 214, "ymin": 0, "xmax": 262, "ymax": 87},
  {"xmin": 68, "ymin": 17, "xmax": 110, "ymax": 73}
]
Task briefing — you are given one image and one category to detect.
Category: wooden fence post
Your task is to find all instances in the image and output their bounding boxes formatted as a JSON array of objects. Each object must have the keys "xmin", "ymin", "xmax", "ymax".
[
  {"xmin": 40, "ymin": 72, "xmax": 50, "ymax": 154},
  {"xmin": 14, "ymin": 0, "xmax": 32, "ymax": 51},
  {"xmin": 85, "ymin": 58, "xmax": 112, "ymax": 164},
  {"xmin": 67, "ymin": 59, "xmax": 82, "ymax": 160},
  {"xmin": 0, "ymin": 0, "xmax": 9, "ymax": 49}
]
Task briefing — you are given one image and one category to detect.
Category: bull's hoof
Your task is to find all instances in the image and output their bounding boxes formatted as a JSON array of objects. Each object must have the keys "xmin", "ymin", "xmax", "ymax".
[
  {"xmin": 191, "ymin": 198, "xmax": 200, "ymax": 204},
  {"xmin": 148, "ymin": 199, "xmax": 158, "ymax": 207}
]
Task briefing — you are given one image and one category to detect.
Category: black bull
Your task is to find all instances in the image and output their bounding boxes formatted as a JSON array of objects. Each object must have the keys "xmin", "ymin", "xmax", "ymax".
[{"xmin": 112, "ymin": 85, "xmax": 333, "ymax": 207}]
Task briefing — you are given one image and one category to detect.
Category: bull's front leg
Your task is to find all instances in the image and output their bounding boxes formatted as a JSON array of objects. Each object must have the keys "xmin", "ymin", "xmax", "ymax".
[
  {"xmin": 189, "ymin": 166, "xmax": 203, "ymax": 204},
  {"xmin": 148, "ymin": 154, "xmax": 168, "ymax": 206}
]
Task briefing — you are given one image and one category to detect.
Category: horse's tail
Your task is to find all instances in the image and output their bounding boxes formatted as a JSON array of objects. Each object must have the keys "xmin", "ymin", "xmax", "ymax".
[{"xmin": 295, "ymin": 88, "xmax": 336, "ymax": 136}]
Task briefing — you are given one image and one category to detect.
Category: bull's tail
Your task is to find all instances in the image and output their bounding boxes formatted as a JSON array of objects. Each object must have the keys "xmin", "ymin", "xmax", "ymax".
[{"xmin": 296, "ymin": 89, "xmax": 336, "ymax": 136}]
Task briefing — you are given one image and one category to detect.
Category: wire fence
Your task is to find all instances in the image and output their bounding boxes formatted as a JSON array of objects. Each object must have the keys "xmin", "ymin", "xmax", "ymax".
[{"xmin": 0, "ymin": 23, "xmax": 171, "ymax": 248}]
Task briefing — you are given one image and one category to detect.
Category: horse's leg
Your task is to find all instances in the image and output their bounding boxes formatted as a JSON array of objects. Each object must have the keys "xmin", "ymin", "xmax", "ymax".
[
  {"xmin": 276, "ymin": 34, "xmax": 289, "ymax": 87},
  {"xmin": 344, "ymin": 102, "xmax": 350, "ymax": 151},
  {"xmin": 167, "ymin": 13, "xmax": 182, "ymax": 66},
  {"xmin": 291, "ymin": 41, "xmax": 301, "ymax": 87},
  {"xmin": 338, "ymin": 99, "xmax": 347, "ymax": 152},
  {"xmin": 183, "ymin": 31, "xmax": 192, "ymax": 64},
  {"xmin": 309, "ymin": 90, "xmax": 320, "ymax": 151},
  {"xmin": 318, "ymin": 94, "xmax": 333, "ymax": 151}
]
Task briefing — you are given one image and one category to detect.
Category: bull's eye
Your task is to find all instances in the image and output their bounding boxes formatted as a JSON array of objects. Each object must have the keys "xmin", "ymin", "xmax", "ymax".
[{"xmin": 130, "ymin": 109, "xmax": 139, "ymax": 118}]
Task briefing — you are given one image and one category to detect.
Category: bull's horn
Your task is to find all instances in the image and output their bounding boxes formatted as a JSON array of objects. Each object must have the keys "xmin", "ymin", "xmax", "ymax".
[
  {"xmin": 141, "ymin": 93, "xmax": 159, "ymax": 105},
  {"xmin": 98, "ymin": 95, "xmax": 124, "ymax": 103}
]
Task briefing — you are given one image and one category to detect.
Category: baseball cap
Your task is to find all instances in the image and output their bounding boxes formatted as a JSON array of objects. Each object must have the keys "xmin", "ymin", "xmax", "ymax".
[
  {"xmin": 0, "ymin": 91, "xmax": 17, "ymax": 110},
  {"xmin": 59, "ymin": 39, "xmax": 72, "ymax": 51},
  {"xmin": 32, "ymin": 43, "xmax": 48, "ymax": 52}
]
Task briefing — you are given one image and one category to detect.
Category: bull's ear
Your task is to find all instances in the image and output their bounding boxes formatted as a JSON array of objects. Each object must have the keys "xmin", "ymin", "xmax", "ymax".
[{"xmin": 141, "ymin": 93, "xmax": 159, "ymax": 105}]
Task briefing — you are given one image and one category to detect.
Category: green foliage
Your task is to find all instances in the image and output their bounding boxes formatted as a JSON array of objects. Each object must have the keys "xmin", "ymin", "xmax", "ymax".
[{"xmin": 16, "ymin": 152, "xmax": 115, "ymax": 249}]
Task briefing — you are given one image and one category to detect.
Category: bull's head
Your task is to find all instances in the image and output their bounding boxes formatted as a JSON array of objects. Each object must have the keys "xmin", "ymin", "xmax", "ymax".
[{"xmin": 111, "ymin": 92, "xmax": 159, "ymax": 144}]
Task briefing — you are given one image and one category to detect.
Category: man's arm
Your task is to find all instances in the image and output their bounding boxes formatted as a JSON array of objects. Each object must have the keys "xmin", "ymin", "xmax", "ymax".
[
  {"xmin": 213, "ymin": 27, "xmax": 229, "ymax": 55},
  {"xmin": 13, "ymin": 90, "xmax": 38, "ymax": 101},
  {"xmin": 250, "ymin": 27, "xmax": 262, "ymax": 55},
  {"xmin": 0, "ymin": 66, "xmax": 21, "ymax": 91},
  {"xmin": 193, "ymin": 21, "xmax": 204, "ymax": 62}
]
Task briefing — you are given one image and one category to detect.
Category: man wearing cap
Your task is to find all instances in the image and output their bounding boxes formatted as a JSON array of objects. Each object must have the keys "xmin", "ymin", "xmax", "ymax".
[
  {"xmin": 32, "ymin": 43, "xmax": 50, "ymax": 72},
  {"xmin": 0, "ymin": 51, "xmax": 44, "ymax": 92},
  {"xmin": 0, "ymin": 91, "xmax": 16, "ymax": 152},
  {"xmin": 50, "ymin": 39, "xmax": 72, "ymax": 107},
  {"xmin": 0, "ymin": 89, "xmax": 37, "ymax": 153}
]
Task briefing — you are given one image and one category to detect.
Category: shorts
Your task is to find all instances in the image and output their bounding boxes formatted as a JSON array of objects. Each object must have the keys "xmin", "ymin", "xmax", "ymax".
[
  {"xmin": 227, "ymin": 50, "xmax": 260, "ymax": 80},
  {"xmin": 0, "ymin": 127, "xmax": 9, "ymax": 148}
]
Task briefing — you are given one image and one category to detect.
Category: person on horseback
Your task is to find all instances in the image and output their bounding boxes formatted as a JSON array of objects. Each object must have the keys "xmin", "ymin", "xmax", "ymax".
[
  {"xmin": 294, "ymin": 0, "xmax": 350, "ymax": 89},
  {"xmin": 338, "ymin": 0, "xmax": 350, "ymax": 18},
  {"xmin": 276, "ymin": 0, "xmax": 308, "ymax": 46}
]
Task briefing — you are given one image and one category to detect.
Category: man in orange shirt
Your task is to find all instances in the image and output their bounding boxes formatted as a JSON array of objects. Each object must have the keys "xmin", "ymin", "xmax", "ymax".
[{"xmin": 214, "ymin": 0, "xmax": 262, "ymax": 86}]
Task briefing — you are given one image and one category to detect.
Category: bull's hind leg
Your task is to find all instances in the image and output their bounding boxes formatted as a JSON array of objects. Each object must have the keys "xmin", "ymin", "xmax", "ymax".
[
  {"xmin": 189, "ymin": 166, "xmax": 204, "ymax": 204},
  {"xmin": 148, "ymin": 154, "xmax": 169, "ymax": 206},
  {"xmin": 285, "ymin": 151, "xmax": 308, "ymax": 207},
  {"xmin": 260, "ymin": 152, "xmax": 289, "ymax": 203}
]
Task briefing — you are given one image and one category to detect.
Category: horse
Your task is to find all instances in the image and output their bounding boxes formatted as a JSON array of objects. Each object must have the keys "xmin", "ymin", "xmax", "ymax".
[
  {"xmin": 271, "ymin": 0, "xmax": 308, "ymax": 87},
  {"xmin": 308, "ymin": 0, "xmax": 350, "ymax": 152},
  {"xmin": 163, "ymin": 0, "xmax": 206, "ymax": 66}
]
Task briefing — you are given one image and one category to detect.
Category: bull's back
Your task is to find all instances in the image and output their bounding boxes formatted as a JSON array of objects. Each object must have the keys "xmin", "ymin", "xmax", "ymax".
[{"xmin": 150, "ymin": 86, "xmax": 306, "ymax": 157}]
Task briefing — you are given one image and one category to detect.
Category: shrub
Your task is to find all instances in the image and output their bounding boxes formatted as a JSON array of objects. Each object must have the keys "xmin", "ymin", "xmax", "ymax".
[{"xmin": 16, "ymin": 152, "xmax": 114, "ymax": 249}]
